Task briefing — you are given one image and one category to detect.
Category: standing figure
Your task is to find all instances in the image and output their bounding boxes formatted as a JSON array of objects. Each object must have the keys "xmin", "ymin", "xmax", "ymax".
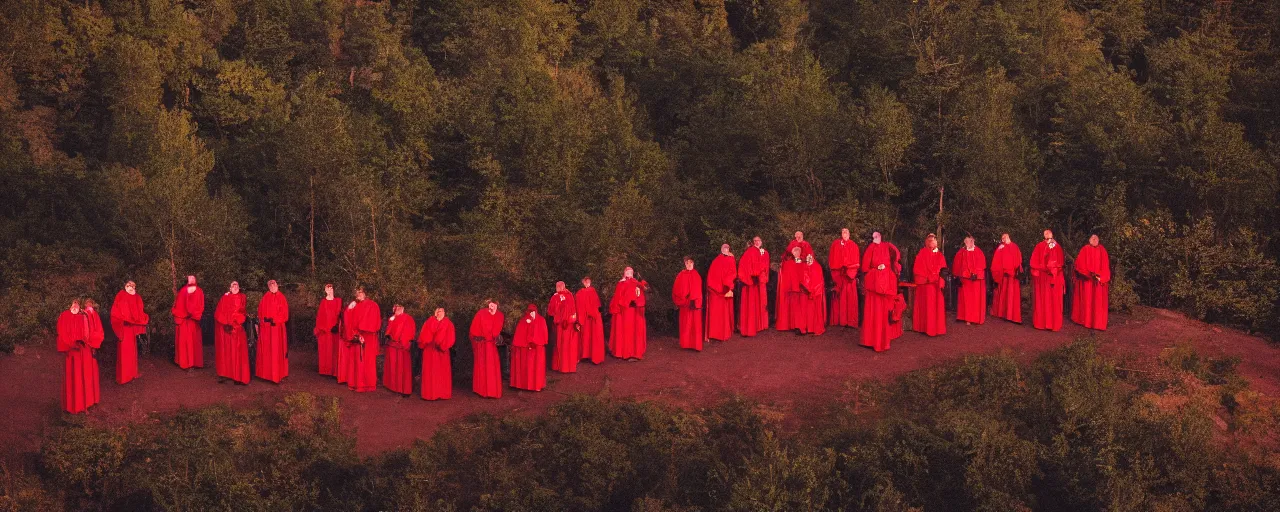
[
  {"xmin": 1031, "ymin": 230, "xmax": 1066, "ymax": 331},
  {"xmin": 575, "ymin": 277, "xmax": 605, "ymax": 365},
  {"xmin": 1071, "ymin": 234, "xmax": 1111, "ymax": 330},
  {"xmin": 828, "ymin": 229, "xmax": 860, "ymax": 327},
  {"xmin": 510, "ymin": 304, "xmax": 548, "ymax": 392},
  {"xmin": 255, "ymin": 280, "xmax": 290, "ymax": 383},
  {"xmin": 672, "ymin": 256, "xmax": 704, "ymax": 351},
  {"xmin": 952, "ymin": 236, "xmax": 987, "ymax": 325},
  {"xmin": 912, "ymin": 234, "xmax": 947, "ymax": 337},
  {"xmin": 990, "ymin": 233, "xmax": 1024, "ymax": 323},
  {"xmin": 342, "ymin": 287, "xmax": 382, "ymax": 392},
  {"xmin": 469, "ymin": 300, "xmax": 505, "ymax": 398},
  {"xmin": 172, "ymin": 275, "xmax": 205, "ymax": 370},
  {"xmin": 775, "ymin": 246, "xmax": 806, "ymax": 332},
  {"xmin": 548, "ymin": 281, "xmax": 580, "ymax": 373},
  {"xmin": 737, "ymin": 237, "xmax": 770, "ymax": 336},
  {"xmin": 57, "ymin": 299, "xmax": 102, "ymax": 414},
  {"xmin": 383, "ymin": 304, "xmax": 416, "ymax": 396},
  {"xmin": 418, "ymin": 307, "xmax": 455, "ymax": 400},
  {"xmin": 861, "ymin": 232, "xmax": 902, "ymax": 352},
  {"xmin": 109, "ymin": 280, "xmax": 148, "ymax": 384},
  {"xmin": 801, "ymin": 254, "xmax": 827, "ymax": 335},
  {"xmin": 609, "ymin": 267, "xmax": 648, "ymax": 360},
  {"xmin": 314, "ymin": 284, "xmax": 343, "ymax": 377},
  {"xmin": 214, "ymin": 282, "xmax": 249, "ymax": 384},
  {"xmin": 705, "ymin": 244, "xmax": 737, "ymax": 341}
]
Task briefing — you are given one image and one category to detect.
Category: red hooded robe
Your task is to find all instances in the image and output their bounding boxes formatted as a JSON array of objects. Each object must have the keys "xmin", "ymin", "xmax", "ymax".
[
  {"xmin": 383, "ymin": 311, "xmax": 416, "ymax": 395},
  {"xmin": 418, "ymin": 315, "xmax": 455, "ymax": 400},
  {"xmin": 255, "ymin": 290, "xmax": 290, "ymax": 383},
  {"xmin": 1031, "ymin": 240, "xmax": 1066, "ymax": 331},
  {"xmin": 952, "ymin": 246, "xmax": 988, "ymax": 324},
  {"xmin": 990, "ymin": 242, "xmax": 1024, "ymax": 323},
  {"xmin": 172, "ymin": 283, "xmax": 205, "ymax": 369},
  {"xmin": 109, "ymin": 289, "xmax": 148, "ymax": 384},
  {"xmin": 469, "ymin": 308, "xmax": 505, "ymax": 398},
  {"xmin": 861, "ymin": 242, "xmax": 902, "ymax": 352},
  {"xmin": 1071, "ymin": 243, "xmax": 1111, "ymax": 330},
  {"xmin": 828, "ymin": 239, "xmax": 860, "ymax": 327},
  {"xmin": 801, "ymin": 259, "xmax": 827, "ymax": 335},
  {"xmin": 214, "ymin": 291, "xmax": 249, "ymax": 384},
  {"xmin": 609, "ymin": 277, "xmax": 647, "ymax": 359},
  {"xmin": 575, "ymin": 285, "xmax": 605, "ymax": 364},
  {"xmin": 672, "ymin": 268, "xmax": 704, "ymax": 350},
  {"xmin": 548, "ymin": 289, "xmax": 580, "ymax": 373},
  {"xmin": 314, "ymin": 296, "xmax": 343, "ymax": 376},
  {"xmin": 510, "ymin": 306, "xmax": 548, "ymax": 391},
  {"xmin": 57, "ymin": 309, "xmax": 102, "ymax": 414},
  {"xmin": 737, "ymin": 246, "xmax": 770, "ymax": 336},
  {"xmin": 342, "ymin": 298, "xmax": 382, "ymax": 392},
  {"xmin": 705, "ymin": 254, "xmax": 736, "ymax": 341}
]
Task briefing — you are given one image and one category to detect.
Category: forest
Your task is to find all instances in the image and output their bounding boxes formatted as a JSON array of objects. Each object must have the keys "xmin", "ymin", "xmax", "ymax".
[{"xmin": 1, "ymin": 0, "xmax": 1278, "ymax": 348}]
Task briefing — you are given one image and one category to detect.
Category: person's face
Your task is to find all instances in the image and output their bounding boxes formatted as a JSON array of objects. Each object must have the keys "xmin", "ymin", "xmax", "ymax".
[
  {"xmin": 187, "ymin": 275, "xmax": 196, "ymax": 286},
  {"xmin": 529, "ymin": 309, "xmax": 537, "ymax": 319},
  {"xmin": 791, "ymin": 247, "xmax": 802, "ymax": 259},
  {"xmin": 356, "ymin": 290, "xmax": 366, "ymax": 301},
  {"xmin": 927, "ymin": 238, "xmax": 937, "ymax": 249},
  {"xmin": 325, "ymin": 285, "xmax": 334, "ymax": 298},
  {"xmin": 721, "ymin": 244, "xmax": 731, "ymax": 255},
  {"xmin": 125, "ymin": 282, "xmax": 136, "ymax": 294},
  {"xmin": 964, "ymin": 238, "xmax": 975, "ymax": 249},
  {"xmin": 872, "ymin": 232, "xmax": 882, "ymax": 244},
  {"xmin": 1043, "ymin": 230, "xmax": 1053, "ymax": 240},
  {"xmin": 624, "ymin": 267, "xmax": 634, "ymax": 279},
  {"xmin": 841, "ymin": 228, "xmax": 850, "ymax": 240},
  {"xmin": 230, "ymin": 282, "xmax": 240, "ymax": 294},
  {"xmin": 582, "ymin": 278, "xmax": 592, "ymax": 288},
  {"xmin": 394, "ymin": 305, "xmax": 404, "ymax": 316},
  {"xmin": 794, "ymin": 231, "xmax": 804, "ymax": 242},
  {"xmin": 268, "ymin": 282, "xmax": 278, "ymax": 293},
  {"xmin": 753, "ymin": 237, "xmax": 762, "ymax": 248},
  {"xmin": 69, "ymin": 301, "xmax": 81, "ymax": 314},
  {"xmin": 1090, "ymin": 235, "xmax": 1100, "ymax": 246},
  {"xmin": 1001, "ymin": 233, "xmax": 1011, "ymax": 245},
  {"xmin": 556, "ymin": 281, "xmax": 566, "ymax": 292},
  {"xmin": 488, "ymin": 302, "xmax": 498, "ymax": 314},
  {"xmin": 435, "ymin": 308, "xmax": 445, "ymax": 320},
  {"xmin": 684, "ymin": 259, "xmax": 694, "ymax": 270}
]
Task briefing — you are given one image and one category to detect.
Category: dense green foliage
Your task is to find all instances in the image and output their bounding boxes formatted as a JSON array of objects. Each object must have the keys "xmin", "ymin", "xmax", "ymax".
[
  {"xmin": 10, "ymin": 342, "xmax": 1278, "ymax": 511},
  {"xmin": 2, "ymin": 0, "xmax": 1278, "ymax": 349}
]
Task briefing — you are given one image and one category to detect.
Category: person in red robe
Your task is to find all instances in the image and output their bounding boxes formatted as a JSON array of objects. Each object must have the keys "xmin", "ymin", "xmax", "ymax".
[
  {"xmin": 861, "ymin": 232, "xmax": 902, "ymax": 352},
  {"xmin": 952, "ymin": 236, "xmax": 987, "ymax": 325},
  {"xmin": 510, "ymin": 304, "xmax": 548, "ymax": 392},
  {"xmin": 214, "ymin": 282, "xmax": 249, "ymax": 384},
  {"xmin": 775, "ymin": 246, "xmax": 806, "ymax": 332},
  {"xmin": 548, "ymin": 281, "xmax": 580, "ymax": 373},
  {"xmin": 1071, "ymin": 234, "xmax": 1111, "ymax": 330},
  {"xmin": 342, "ymin": 287, "xmax": 382, "ymax": 392},
  {"xmin": 672, "ymin": 256, "xmax": 704, "ymax": 351},
  {"xmin": 172, "ymin": 275, "xmax": 205, "ymax": 370},
  {"xmin": 469, "ymin": 300, "xmax": 505, "ymax": 398},
  {"xmin": 57, "ymin": 298, "xmax": 102, "ymax": 414},
  {"xmin": 418, "ymin": 307, "xmax": 455, "ymax": 400},
  {"xmin": 383, "ymin": 304, "xmax": 416, "ymax": 395},
  {"xmin": 828, "ymin": 229, "xmax": 860, "ymax": 328},
  {"xmin": 109, "ymin": 280, "xmax": 148, "ymax": 384},
  {"xmin": 737, "ymin": 237, "xmax": 770, "ymax": 336},
  {"xmin": 705, "ymin": 244, "xmax": 736, "ymax": 342},
  {"xmin": 801, "ymin": 254, "xmax": 827, "ymax": 335},
  {"xmin": 912, "ymin": 234, "xmax": 948, "ymax": 337},
  {"xmin": 575, "ymin": 277, "xmax": 605, "ymax": 365},
  {"xmin": 889, "ymin": 292, "xmax": 908, "ymax": 340},
  {"xmin": 609, "ymin": 267, "xmax": 648, "ymax": 360},
  {"xmin": 990, "ymin": 233, "xmax": 1024, "ymax": 323},
  {"xmin": 786, "ymin": 231, "xmax": 814, "ymax": 259},
  {"xmin": 314, "ymin": 284, "xmax": 342, "ymax": 377},
  {"xmin": 1031, "ymin": 230, "xmax": 1066, "ymax": 331},
  {"xmin": 255, "ymin": 279, "xmax": 289, "ymax": 383}
]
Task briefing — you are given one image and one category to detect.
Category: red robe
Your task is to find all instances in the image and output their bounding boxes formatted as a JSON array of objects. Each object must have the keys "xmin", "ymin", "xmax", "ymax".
[
  {"xmin": 342, "ymin": 299, "xmax": 382, "ymax": 392},
  {"xmin": 314, "ymin": 297, "xmax": 342, "ymax": 376},
  {"xmin": 575, "ymin": 287, "xmax": 605, "ymax": 364},
  {"xmin": 1071, "ymin": 244, "xmax": 1111, "ymax": 330},
  {"xmin": 889, "ymin": 293, "xmax": 907, "ymax": 340},
  {"xmin": 990, "ymin": 242, "xmax": 1023, "ymax": 323},
  {"xmin": 737, "ymin": 246, "xmax": 770, "ymax": 336},
  {"xmin": 418, "ymin": 316, "xmax": 455, "ymax": 400},
  {"xmin": 828, "ymin": 239, "xmax": 860, "ymax": 327},
  {"xmin": 548, "ymin": 290, "xmax": 580, "ymax": 372},
  {"xmin": 912, "ymin": 246, "xmax": 947, "ymax": 336},
  {"xmin": 255, "ymin": 291, "xmax": 290, "ymax": 383},
  {"xmin": 705, "ymin": 254, "xmax": 736, "ymax": 341},
  {"xmin": 510, "ymin": 313, "xmax": 548, "ymax": 391},
  {"xmin": 57, "ymin": 310, "xmax": 102, "ymax": 414},
  {"xmin": 214, "ymin": 292, "xmax": 249, "ymax": 384},
  {"xmin": 801, "ymin": 261, "xmax": 827, "ymax": 335},
  {"xmin": 1030, "ymin": 241, "xmax": 1066, "ymax": 331},
  {"xmin": 383, "ymin": 313, "xmax": 416, "ymax": 395},
  {"xmin": 672, "ymin": 269, "xmax": 704, "ymax": 350},
  {"xmin": 469, "ymin": 309, "xmax": 505, "ymax": 398},
  {"xmin": 775, "ymin": 257, "xmax": 806, "ymax": 332},
  {"xmin": 952, "ymin": 247, "xmax": 988, "ymax": 324},
  {"xmin": 109, "ymin": 290, "xmax": 148, "ymax": 384},
  {"xmin": 609, "ymin": 278, "xmax": 647, "ymax": 359},
  {"xmin": 171, "ymin": 285, "xmax": 205, "ymax": 369},
  {"xmin": 861, "ymin": 242, "xmax": 902, "ymax": 352}
]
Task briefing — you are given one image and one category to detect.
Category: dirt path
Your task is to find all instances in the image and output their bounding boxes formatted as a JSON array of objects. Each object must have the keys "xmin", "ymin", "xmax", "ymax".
[{"xmin": 2, "ymin": 307, "xmax": 1276, "ymax": 461}]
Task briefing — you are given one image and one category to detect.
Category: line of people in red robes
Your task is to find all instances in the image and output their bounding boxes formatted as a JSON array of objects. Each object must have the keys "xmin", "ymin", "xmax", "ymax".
[{"xmin": 55, "ymin": 229, "xmax": 1109, "ymax": 413}]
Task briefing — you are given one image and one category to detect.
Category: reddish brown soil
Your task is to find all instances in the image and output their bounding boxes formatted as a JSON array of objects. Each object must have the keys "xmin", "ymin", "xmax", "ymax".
[{"xmin": 2, "ymin": 307, "xmax": 1276, "ymax": 462}]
